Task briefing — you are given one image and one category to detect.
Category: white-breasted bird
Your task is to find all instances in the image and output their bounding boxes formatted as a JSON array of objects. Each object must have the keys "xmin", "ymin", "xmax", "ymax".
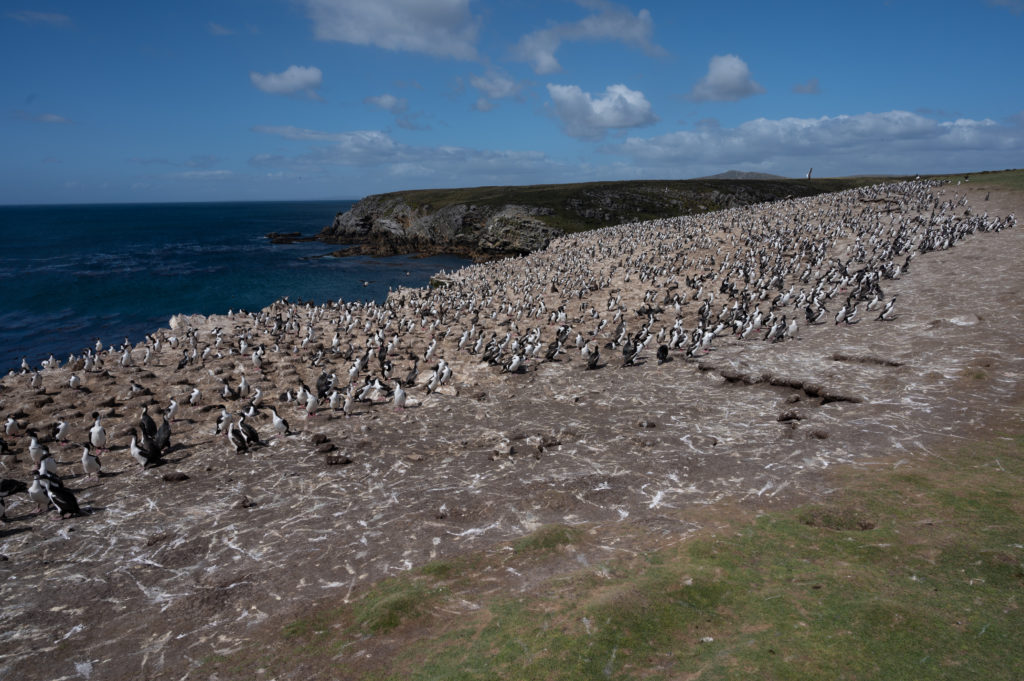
[
  {"xmin": 81, "ymin": 444, "xmax": 101, "ymax": 479},
  {"xmin": 89, "ymin": 412, "xmax": 106, "ymax": 450},
  {"xmin": 393, "ymin": 381, "xmax": 407, "ymax": 410}
]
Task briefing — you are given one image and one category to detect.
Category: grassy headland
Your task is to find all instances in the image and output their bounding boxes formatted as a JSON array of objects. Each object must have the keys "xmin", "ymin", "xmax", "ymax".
[{"xmin": 362, "ymin": 176, "xmax": 909, "ymax": 234}]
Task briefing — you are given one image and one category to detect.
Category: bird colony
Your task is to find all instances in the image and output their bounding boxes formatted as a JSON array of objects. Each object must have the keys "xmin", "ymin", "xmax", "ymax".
[{"xmin": 0, "ymin": 180, "xmax": 1019, "ymax": 680}]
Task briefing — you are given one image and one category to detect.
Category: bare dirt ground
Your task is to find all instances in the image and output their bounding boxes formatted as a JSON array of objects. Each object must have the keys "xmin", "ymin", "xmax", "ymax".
[{"xmin": 0, "ymin": 181, "xmax": 1020, "ymax": 680}]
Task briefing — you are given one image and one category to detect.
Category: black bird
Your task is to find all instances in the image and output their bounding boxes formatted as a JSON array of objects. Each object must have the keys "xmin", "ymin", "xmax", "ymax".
[
  {"xmin": 131, "ymin": 429, "xmax": 163, "ymax": 468},
  {"xmin": 139, "ymin": 405, "xmax": 157, "ymax": 440},
  {"xmin": 656, "ymin": 344, "xmax": 669, "ymax": 364},
  {"xmin": 586, "ymin": 348, "xmax": 602, "ymax": 370},
  {"xmin": 237, "ymin": 414, "xmax": 260, "ymax": 447},
  {"xmin": 227, "ymin": 422, "xmax": 248, "ymax": 455},
  {"xmin": 154, "ymin": 418, "xmax": 171, "ymax": 454},
  {"xmin": 316, "ymin": 370, "xmax": 331, "ymax": 400},
  {"xmin": 39, "ymin": 473, "xmax": 83, "ymax": 519},
  {"xmin": 623, "ymin": 343, "xmax": 641, "ymax": 367},
  {"xmin": 1, "ymin": 478, "xmax": 28, "ymax": 521}
]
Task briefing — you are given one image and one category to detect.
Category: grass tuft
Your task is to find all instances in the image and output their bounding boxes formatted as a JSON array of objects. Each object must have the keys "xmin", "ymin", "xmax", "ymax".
[
  {"xmin": 513, "ymin": 524, "xmax": 583, "ymax": 553},
  {"xmin": 353, "ymin": 577, "xmax": 446, "ymax": 634}
]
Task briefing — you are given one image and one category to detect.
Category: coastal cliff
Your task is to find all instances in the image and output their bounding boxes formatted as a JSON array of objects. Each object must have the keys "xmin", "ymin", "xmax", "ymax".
[{"xmin": 318, "ymin": 176, "xmax": 903, "ymax": 260}]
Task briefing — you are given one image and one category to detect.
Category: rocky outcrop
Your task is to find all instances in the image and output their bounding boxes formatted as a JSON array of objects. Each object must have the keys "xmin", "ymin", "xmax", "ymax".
[
  {"xmin": 317, "ymin": 177, "xmax": 886, "ymax": 260},
  {"xmin": 319, "ymin": 196, "xmax": 559, "ymax": 261}
]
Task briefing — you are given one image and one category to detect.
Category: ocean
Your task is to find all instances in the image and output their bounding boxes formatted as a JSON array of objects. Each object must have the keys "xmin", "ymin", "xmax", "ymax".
[{"xmin": 0, "ymin": 200, "xmax": 470, "ymax": 373}]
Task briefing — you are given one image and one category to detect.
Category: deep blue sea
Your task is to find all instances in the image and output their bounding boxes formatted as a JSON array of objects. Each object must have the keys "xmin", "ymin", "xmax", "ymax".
[{"xmin": 0, "ymin": 200, "xmax": 470, "ymax": 373}]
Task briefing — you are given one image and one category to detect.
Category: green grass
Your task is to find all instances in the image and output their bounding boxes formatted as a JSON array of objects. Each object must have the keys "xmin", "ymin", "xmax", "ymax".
[
  {"xmin": 513, "ymin": 524, "xmax": 583, "ymax": 553},
  {"xmin": 381, "ymin": 432, "xmax": 1023, "ymax": 680},
  {"xmin": 205, "ymin": 432, "xmax": 1023, "ymax": 680},
  {"xmin": 929, "ymin": 168, "xmax": 1024, "ymax": 191},
  {"xmin": 369, "ymin": 177, "xmax": 915, "ymax": 235},
  {"xmin": 353, "ymin": 578, "xmax": 447, "ymax": 634}
]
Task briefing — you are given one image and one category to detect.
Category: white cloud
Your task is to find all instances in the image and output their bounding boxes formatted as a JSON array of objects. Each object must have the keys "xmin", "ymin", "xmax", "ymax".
[
  {"xmin": 608, "ymin": 110, "xmax": 1024, "ymax": 177},
  {"xmin": 250, "ymin": 125, "xmax": 569, "ymax": 186},
  {"xmin": 253, "ymin": 127, "xmax": 404, "ymax": 165},
  {"xmin": 468, "ymin": 70, "xmax": 524, "ymax": 112},
  {"xmin": 547, "ymin": 83, "xmax": 657, "ymax": 139},
  {"xmin": 469, "ymin": 71, "xmax": 520, "ymax": 100},
  {"xmin": 365, "ymin": 93, "xmax": 408, "ymax": 114},
  {"xmin": 250, "ymin": 66, "xmax": 323, "ymax": 99},
  {"xmin": 303, "ymin": 0, "xmax": 479, "ymax": 60},
  {"xmin": 688, "ymin": 54, "xmax": 764, "ymax": 102},
  {"xmin": 513, "ymin": 0, "xmax": 665, "ymax": 74},
  {"xmin": 513, "ymin": 30, "xmax": 562, "ymax": 75}
]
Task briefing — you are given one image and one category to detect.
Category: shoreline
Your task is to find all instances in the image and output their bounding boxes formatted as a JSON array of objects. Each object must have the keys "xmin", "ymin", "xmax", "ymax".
[{"xmin": 0, "ymin": 179, "xmax": 1020, "ymax": 680}]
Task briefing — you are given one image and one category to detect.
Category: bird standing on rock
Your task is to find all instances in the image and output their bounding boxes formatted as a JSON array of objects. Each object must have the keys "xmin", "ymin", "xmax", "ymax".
[
  {"xmin": 393, "ymin": 381, "xmax": 407, "ymax": 410},
  {"xmin": 130, "ymin": 430, "xmax": 162, "ymax": 468},
  {"xmin": 227, "ymin": 422, "xmax": 248, "ymax": 454},
  {"xmin": 27, "ymin": 475, "xmax": 50, "ymax": 513},
  {"xmin": 214, "ymin": 406, "xmax": 230, "ymax": 435},
  {"xmin": 27, "ymin": 430, "xmax": 50, "ymax": 465},
  {"xmin": 90, "ymin": 413, "xmax": 106, "ymax": 451},
  {"xmin": 270, "ymin": 407, "xmax": 291, "ymax": 437},
  {"xmin": 139, "ymin": 405, "xmax": 157, "ymax": 440},
  {"xmin": 238, "ymin": 414, "xmax": 260, "ymax": 447},
  {"xmin": 39, "ymin": 473, "xmax": 83, "ymax": 518},
  {"xmin": 876, "ymin": 296, "xmax": 898, "ymax": 321},
  {"xmin": 53, "ymin": 419, "xmax": 71, "ymax": 445},
  {"xmin": 154, "ymin": 418, "xmax": 171, "ymax": 454},
  {"xmin": 5, "ymin": 415, "xmax": 23, "ymax": 440},
  {"xmin": 81, "ymin": 444, "xmax": 101, "ymax": 479}
]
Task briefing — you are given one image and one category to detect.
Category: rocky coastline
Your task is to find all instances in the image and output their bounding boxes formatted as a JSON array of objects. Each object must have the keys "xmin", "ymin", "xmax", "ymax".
[
  {"xmin": 315, "ymin": 177, "xmax": 885, "ymax": 261},
  {"xmin": 318, "ymin": 195, "xmax": 560, "ymax": 262}
]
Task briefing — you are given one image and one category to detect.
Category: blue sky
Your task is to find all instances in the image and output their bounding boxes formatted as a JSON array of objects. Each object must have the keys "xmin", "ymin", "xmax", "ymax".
[{"xmin": 2, "ymin": 0, "xmax": 1022, "ymax": 204}]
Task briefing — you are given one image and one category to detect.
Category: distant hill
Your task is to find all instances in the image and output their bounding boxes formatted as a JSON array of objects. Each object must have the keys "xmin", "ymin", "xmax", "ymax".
[{"xmin": 698, "ymin": 170, "xmax": 788, "ymax": 180}]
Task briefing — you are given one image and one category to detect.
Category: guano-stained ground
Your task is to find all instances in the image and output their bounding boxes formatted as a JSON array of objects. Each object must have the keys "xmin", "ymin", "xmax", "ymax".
[{"xmin": 0, "ymin": 181, "xmax": 1021, "ymax": 681}]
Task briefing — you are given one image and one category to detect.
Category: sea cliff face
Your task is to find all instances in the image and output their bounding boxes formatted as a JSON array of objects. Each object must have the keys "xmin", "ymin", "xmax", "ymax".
[
  {"xmin": 317, "ymin": 177, "xmax": 901, "ymax": 261},
  {"xmin": 319, "ymin": 195, "xmax": 559, "ymax": 261}
]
